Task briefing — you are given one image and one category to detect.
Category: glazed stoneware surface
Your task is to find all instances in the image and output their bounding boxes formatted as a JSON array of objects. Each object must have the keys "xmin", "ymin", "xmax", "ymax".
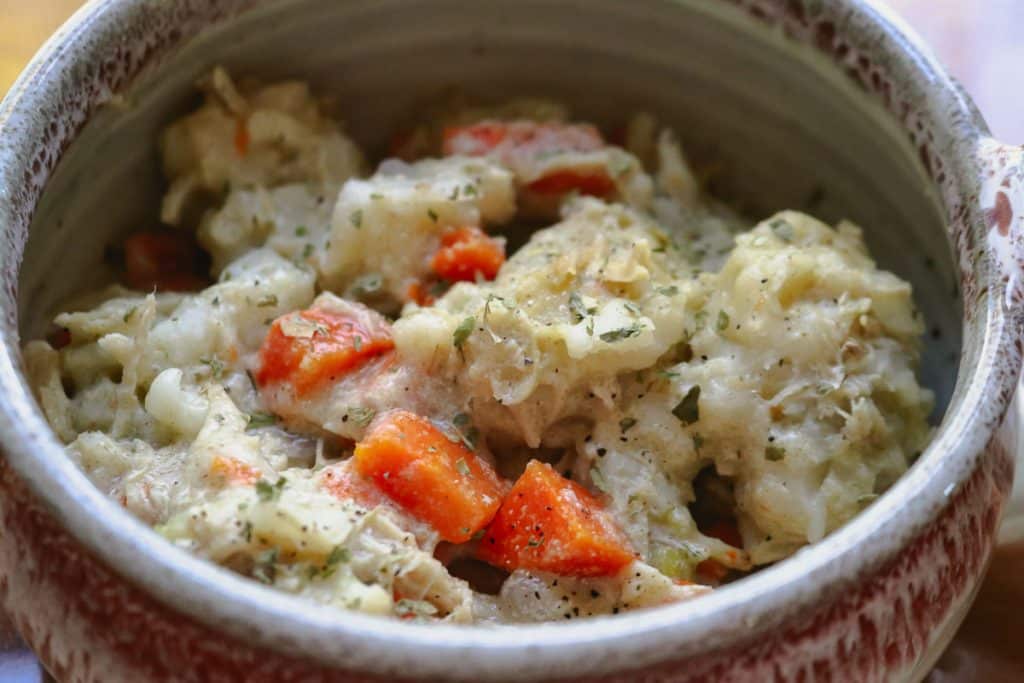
[{"xmin": 0, "ymin": 1, "xmax": 1021, "ymax": 681}]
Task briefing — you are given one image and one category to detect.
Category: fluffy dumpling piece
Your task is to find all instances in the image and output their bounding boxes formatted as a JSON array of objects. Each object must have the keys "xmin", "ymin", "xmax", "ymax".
[
  {"xmin": 576, "ymin": 371, "xmax": 751, "ymax": 582},
  {"xmin": 661, "ymin": 211, "xmax": 933, "ymax": 563},
  {"xmin": 393, "ymin": 198, "xmax": 694, "ymax": 448},
  {"xmin": 253, "ymin": 292, "xmax": 454, "ymax": 442},
  {"xmin": 159, "ymin": 462, "xmax": 476, "ymax": 621},
  {"xmin": 197, "ymin": 184, "xmax": 336, "ymax": 275},
  {"xmin": 32, "ymin": 249, "xmax": 315, "ymax": 444},
  {"xmin": 442, "ymin": 120, "xmax": 654, "ymax": 219},
  {"xmin": 160, "ymin": 67, "xmax": 365, "ymax": 225},
  {"xmin": 479, "ymin": 561, "xmax": 709, "ymax": 623},
  {"xmin": 317, "ymin": 156, "xmax": 516, "ymax": 307}
]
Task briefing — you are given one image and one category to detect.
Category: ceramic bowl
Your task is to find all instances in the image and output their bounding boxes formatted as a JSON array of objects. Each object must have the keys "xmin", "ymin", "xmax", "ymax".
[{"xmin": 0, "ymin": 1, "xmax": 1021, "ymax": 681}]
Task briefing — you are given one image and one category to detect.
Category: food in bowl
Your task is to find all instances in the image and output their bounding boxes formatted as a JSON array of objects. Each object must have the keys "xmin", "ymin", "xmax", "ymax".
[{"xmin": 22, "ymin": 68, "xmax": 933, "ymax": 623}]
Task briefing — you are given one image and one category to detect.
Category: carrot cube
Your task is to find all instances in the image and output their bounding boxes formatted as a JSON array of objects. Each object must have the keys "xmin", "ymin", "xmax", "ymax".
[
  {"xmin": 123, "ymin": 230, "xmax": 206, "ymax": 292},
  {"xmin": 353, "ymin": 410, "xmax": 504, "ymax": 543},
  {"xmin": 430, "ymin": 226, "xmax": 505, "ymax": 283},
  {"xmin": 209, "ymin": 455, "xmax": 261, "ymax": 485},
  {"xmin": 256, "ymin": 306, "xmax": 394, "ymax": 397},
  {"xmin": 321, "ymin": 460, "xmax": 388, "ymax": 509},
  {"xmin": 477, "ymin": 460, "xmax": 634, "ymax": 577},
  {"xmin": 442, "ymin": 121, "xmax": 605, "ymax": 158},
  {"xmin": 442, "ymin": 121, "xmax": 615, "ymax": 201}
]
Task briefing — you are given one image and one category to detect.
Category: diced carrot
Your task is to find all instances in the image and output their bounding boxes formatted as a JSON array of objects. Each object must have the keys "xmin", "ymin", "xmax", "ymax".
[
  {"xmin": 696, "ymin": 559, "xmax": 729, "ymax": 583},
  {"xmin": 321, "ymin": 460, "xmax": 387, "ymax": 509},
  {"xmin": 209, "ymin": 455, "xmax": 260, "ymax": 485},
  {"xmin": 704, "ymin": 519, "xmax": 743, "ymax": 548},
  {"xmin": 234, "ymin": 117, "xmax": 250, "ymax": 157},
  {"xmin": 441, "ymin": 121, "xmax": 605, "ymax": 158},
  {"xmin": 525, "ymin": 170, "xmax": 616, "ymax": 197},
  {"xmin": 123, "ymin": 230, "xmax": 207, "ymax": 292},
  {"xmin": 406, "ymin": 281, "xmax": 436, "ymax": 307},
  {"xmin": 353, "ymin": 410, "xmax": 504, "ymax": 543},
  {"xmin": 441, "ymin": 121, "xmax": 510, "ymax": 155},
  {"xmin": 256, "ymin": 306, "xmax": 394, "ymax": 397},
  {"xmin": 387, "ymin": 128, "xmax": 425, "ymax": 162},
  {"xmin": 47, "ymin": 327, "xmax": 71, "ymax": 350},
  {"xmin": 693, "ymin": 518, "xmax": 741, "ymax": 583},
  {"xmin": 477, "ymin": 460, "xmax": 634, "ymax": 577},
  {"xmin": 430, "ymin": 226, "xmax": 505, "ymax": 282},
  {"xmin": 443, "ymin": 121, "xmax": 614, "ymax": 201}
]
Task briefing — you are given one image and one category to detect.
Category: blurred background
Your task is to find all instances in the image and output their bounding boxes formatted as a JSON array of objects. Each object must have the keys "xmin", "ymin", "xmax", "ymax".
[{"xmin": 0, "ymin": 1, "xmax": 1022, "ymax": 681}]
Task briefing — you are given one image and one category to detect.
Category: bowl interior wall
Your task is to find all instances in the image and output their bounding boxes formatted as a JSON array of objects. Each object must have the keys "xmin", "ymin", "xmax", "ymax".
[{"xmin": 19, "ymin": 0, "xmax": 960, "ymax": 413}]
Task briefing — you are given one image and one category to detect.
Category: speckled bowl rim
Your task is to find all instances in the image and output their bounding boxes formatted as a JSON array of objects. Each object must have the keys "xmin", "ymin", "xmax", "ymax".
[{"xmin": 0, "ymin": 0, "xmax": 1019, "ymax": 680}]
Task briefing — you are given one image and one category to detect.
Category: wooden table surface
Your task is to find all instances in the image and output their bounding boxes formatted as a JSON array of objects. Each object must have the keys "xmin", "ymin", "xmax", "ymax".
[{"xmin": 0, "ymin": 1, "xmax": 1021, "ymax": 682}]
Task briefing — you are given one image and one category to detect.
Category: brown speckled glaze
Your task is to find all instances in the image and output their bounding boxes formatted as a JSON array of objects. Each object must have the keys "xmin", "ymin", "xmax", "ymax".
[{"xmin": 0, "ymin": 1, "xmax": 1021, "ymax": 682}]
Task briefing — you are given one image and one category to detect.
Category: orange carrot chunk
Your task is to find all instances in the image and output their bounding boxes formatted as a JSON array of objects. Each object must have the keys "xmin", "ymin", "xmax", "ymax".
[
  {"xmin": 430, "ymin": 226, "xmax": 506, "ymax": 283},
  {"xmin": 353, "ymin": 410, "xmax": 504, "ymax": 543},
  {"xmin": 406, "ymin": 281, "xmax": 437, "ymax": 307},
  {"xmin": 321, "ymin": 460, "xmax": 388, "ymax": 509},
  {"xmin": 695, "ymin": 519, "xmax": 742, "ymax": 583},
  {"xmin": 442, "ymin": 121, "xmax": 615, "ymax": 201},
  {"xmin": 696, "ymin": 559, "xmax": 729, "ymax": 583},
  {"xmin": 477, "ymin": 460, "xmax": 635, "ymax": 577},
  {"xmin": 123, "ymin": 230, "xmax": 206, "ymax": 292},
  {"xmin": 256, "ymin": 307, "xmax": 394, "ymax": 397},
  {"xmin": 209, "ymin": 455, "xmax": 261, "ymax": 485},
  {"xmin": 525, "ymin": 170, "xmax": 616, "ymax": 197},
  {"xmin": 234, "ymin": 117, "xmax": 250, "ymax": 157},
  {"xmin": 704, "ymin": 519, "xmax": 743, "ymax": 548},
  {"xmin": 441, "ymin": 121, "xmax": 605, "ymax": 158}
]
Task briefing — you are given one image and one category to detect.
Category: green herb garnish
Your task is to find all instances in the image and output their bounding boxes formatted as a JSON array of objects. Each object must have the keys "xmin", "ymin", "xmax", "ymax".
[
  {"xmin": 201, "ymin": 357, "xmax": 225, "ymax": 379},
  {"xmin": 568, "ymin": 292, "xmax": 589, "ymax": 323},
  {"xmin": 253, "ymin": 547, "xmax": 279, "ymax": 584},
  {"xmin": 255, "ymin": 477, "xmax": 287, "ymax": 502},
  {"xmin": 453, "ymin": 316, "xmax": 475, "ymax": 351},
  {"xmin": 247, "ymin": 412, "xmax": 277, "ymax": 430},
  {"xmin": 770, "ymin": 218, "xmax": 794, "ymax": 242},
  {"xmin": 672, "ymin": 385, "xmax": 701, "ymax": 426},
  {"xmin": 348, "ymin": 406, "xmax": 376, "ymax": 427},
  {"xmin": 599, "ymin": 322, "xmax": 643, "ymax": 343},
  {"xmin": 351, "ymin": 272, "xmax": 383, "ymax": 297},
  {"xmin": 319, "ymin": 545, "xmax": 351, "ymax": 578}
]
